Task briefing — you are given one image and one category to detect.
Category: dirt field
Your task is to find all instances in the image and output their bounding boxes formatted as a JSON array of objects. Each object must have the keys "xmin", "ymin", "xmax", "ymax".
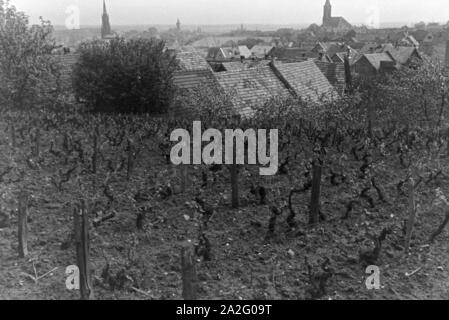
[{"xmin": 1, "ymin": 138, "xmax": 449, "ymax": 300}]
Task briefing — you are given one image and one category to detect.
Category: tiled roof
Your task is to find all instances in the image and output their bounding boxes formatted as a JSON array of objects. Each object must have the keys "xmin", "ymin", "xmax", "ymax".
[
  {"xmin": 407, "ymin": 35, "xmax": 420, "ymax": 47},
  {"xmin": 251, "ymin": 45, "xmax": 275, "ymax": 58},
  {"xmin": 190, "ymin": 36, "xmax": 274, "ymax": 48},
  {"xmin": 268, "ymin": 47, "xmax": 316, "ymax": 61},
  {"xmin": 272, "ymin": 60, "xmax": 337, "ymax": 102},
  {"xmin": 207, "ymin": 47, "xmax": 238, "ymax": 60},
  {"xmin": 379, "ymin": 45, "xmax": 420, "ymax": 65},
  {"xmin": 220, "ymin": 61, "xmax": 249, "ymax": 72},
  {"xmin": 238, "ymin": 46, "xmax": 252, "ymax": 59},
  {"xmin": 220, "ymin": 60, "xmax": 272, "ymax": 72},
  {"xmin": 173, "ymin": 70, "xmax": 216, "ymax": 90},
  {"xmin": 313, "ymin": 60, "xmax": 346, "ymax": 94},
  {"xmin": 411, "ymin": 30, "xmax": 430, "ymax": 42},
  {"xmin": 176, "ymin": 50, "xmax": 211, "ymax": 72},
  {"xmin": 331, "ymin": 49, "xmax": 360, "ymax": 65},
  {"xmin": 363, "ymin": 53, "xmax": 395, "ymax": 70},
  {"xmin": 326, "ymin": 44, "xmax": 350, "ymax": 57},
  {"xmin": 214, "ymin": 65, "xmax": 292, "ymax": 117}
]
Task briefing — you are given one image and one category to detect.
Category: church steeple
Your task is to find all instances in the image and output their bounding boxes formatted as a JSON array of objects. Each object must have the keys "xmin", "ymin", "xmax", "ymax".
[
  {"xmin": 101, "ymin": 0, "xmax": 112, "ymax": 39},
  {"xmin": 323, "ymin": 0, "xmax": 332, "ymax": 25}
]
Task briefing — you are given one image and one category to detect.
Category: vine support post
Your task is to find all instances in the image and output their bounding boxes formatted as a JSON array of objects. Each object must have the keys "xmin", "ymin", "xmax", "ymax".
[
  {"xmin": 181, "ymin": 242, "xmax": 197, "ymax": 300},
  {"xmin": 18, "ymin": 191, "xmax": 29, "ymax": 258},
  {"xmin": 179, "ymin": 165, "xmax": 188, "ymax": 193},
  {"xmin": 309, "ymin": 159, "xmax": 322, "ymax": 226},
  {"xmin": 73, "ymin": 200, "xmax": 94, "ymax": 300},
  {"xmin": 404, "ymin": 178, "xmax": 416, "ymax": 255},
  {"xmin": 230, "ymin": 165, "xmax": 240, "ymax": 209},
  {"xmin": 10, "ymin": 124, "xmax": 16, "ymax": 148}
]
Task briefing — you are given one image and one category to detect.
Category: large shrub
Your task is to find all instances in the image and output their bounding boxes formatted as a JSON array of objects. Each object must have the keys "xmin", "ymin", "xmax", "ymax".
[
  {"xmin": 73, "ymin": 37, "xmax": 178, "ymax": 114},
  {"xmin": 0, "ymin": 0, "xmax": 59, "ymax": 111}
]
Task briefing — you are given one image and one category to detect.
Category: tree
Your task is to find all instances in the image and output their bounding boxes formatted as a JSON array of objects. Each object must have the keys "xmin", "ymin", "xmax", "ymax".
[
  {"xmin": 73, "ymin": 37, "xmax": 178, "ymax": 114},
  {"xmin": 0, "ymin": 0, "xmax": 59, "ymax": 110}
]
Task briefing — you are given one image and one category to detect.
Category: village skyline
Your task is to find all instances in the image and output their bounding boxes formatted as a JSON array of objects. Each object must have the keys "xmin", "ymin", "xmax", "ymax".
[{"xmin": 10, "ymin": 0, "xmax": 449, "ymax": 29}]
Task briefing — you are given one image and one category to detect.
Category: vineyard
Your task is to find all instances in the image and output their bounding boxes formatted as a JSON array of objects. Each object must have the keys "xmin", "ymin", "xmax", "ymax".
[
  {"xmin": 1, "ymin": 73, "xmax": 449, "ymax": 300},
  {"xmin": 1, "ymin": 1, "xmax": 449, "ymax": 300}
]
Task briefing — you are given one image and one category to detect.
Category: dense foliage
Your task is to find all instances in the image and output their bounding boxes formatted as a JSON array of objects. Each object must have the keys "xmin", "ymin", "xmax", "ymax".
[
  {"xmin": 0, "ymin": 0, "xmax": 60, "ymax": 111},
  {"xmin": 73, "ymin": 37, "xmax": 178, "ymax": 114}
]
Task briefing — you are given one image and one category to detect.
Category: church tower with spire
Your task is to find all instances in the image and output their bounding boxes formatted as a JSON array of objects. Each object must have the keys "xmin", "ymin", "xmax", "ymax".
[
  {"xmin": 101, "ymin": 0, "xmax": 112, "ymax": 39},
  {"xmin": 323, "ymin": 0, "xmax": 332, "ymax": 25}
]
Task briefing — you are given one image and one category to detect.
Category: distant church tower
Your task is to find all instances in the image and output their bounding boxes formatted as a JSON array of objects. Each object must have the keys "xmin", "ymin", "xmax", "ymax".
[
  {"xmin": 101, "ymin": 0, "xmax": 112, "ymax": 39},
  {"xmin": 323, "ymin": 0, "xmax": 332, "ymax": 25},
  {"xmin": 176, "ymin": 18, "xmax": 181, "ymax": 31}
]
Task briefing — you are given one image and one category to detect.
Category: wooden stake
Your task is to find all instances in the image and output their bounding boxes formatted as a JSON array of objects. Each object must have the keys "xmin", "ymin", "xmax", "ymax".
[
  {"xmin": 179, "ymin": 165, "xmax": 188, "ymax": 193},
  {"xmin": 127, "ymin": 138, "xmax": 134, "ymax": 181},
  {"xmin": 92, "ymin": 127, "xmax": 98, "ymax": 174},
  {"xmin": 10, "ymin": 124, "xmax": 16, "ymax": 148},
  {"xmin": 181, "ymin": 243, "xmax": 197, "ymax": 300},
  {"xmin": 18, "ymin": 192, "xmax": 29, "ymax": 258},
  {"xmin": 309, "ymin": 160, "xmax": 322, "ymax": 225},
  {"xmin": 404, "ymin": 179, "xmax": 416, "ymax": 255},
  {"xmin": 74, "ymin": 201, "xmax": 94, "ymax": 300},
  {"xmin": 34, "ymin": 128, "xmax": 40, "ymax": 158},
  {"xmin": 230, "ymin": 165, "xmax": 239, "ymax": 209}
]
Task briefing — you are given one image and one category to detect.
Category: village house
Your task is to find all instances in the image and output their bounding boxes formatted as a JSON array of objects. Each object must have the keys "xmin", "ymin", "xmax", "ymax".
[
  {"xmin": 330, "ymin": 49, "xmax": 361, "ymax": 66},
  {"xmin": 377, "ymin": 45, "xmax": 422, "ymax": 67},
  {"xmin": 173, "ymin": 50, "xmax": 217, "ymax": 92},
  {"xmin": 353, "ymin": 52, "xmax": 397, "ymax": 76},
  {"xmin": 206, "ymin": 46, "xmax": 252, "ymax": 61},
  {"xmin": 251, "ymin": 45, "xmax": 275, "ymax": 59},
  {"xmin": 212, "ymin": 60, "xmax": 272, "ymax": 72},
  {"xmin": 213, "ymin": 60, "xmax": 338, "ymax": 117},
  {"xmin": 267, "ymin": 47, "xmax": 317, "ymax": 62},
  {"xmin": 213, "ymin": 65, "xmax": 292, "ymax": 117},
  {"xmin": 271, "ymin": 60, "xmax": 338, "ymax": 102},
  {"xmin": 314, "ymin": 60, "xmax": 347, "ymax": 95}
]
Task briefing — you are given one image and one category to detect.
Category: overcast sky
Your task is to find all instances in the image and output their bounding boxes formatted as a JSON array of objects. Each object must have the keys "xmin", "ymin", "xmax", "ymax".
[{"xmin": 9, "ymin": 0, "xmax": 449, "ymax": 26}]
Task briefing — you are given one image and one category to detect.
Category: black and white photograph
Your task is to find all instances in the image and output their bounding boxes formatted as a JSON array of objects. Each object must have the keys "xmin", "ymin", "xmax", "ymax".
[{"xmin": 1, "ymin": 0, "xmax": 449, "ymax": 303}]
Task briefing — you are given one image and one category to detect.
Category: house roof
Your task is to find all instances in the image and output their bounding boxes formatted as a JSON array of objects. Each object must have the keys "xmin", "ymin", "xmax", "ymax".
[
  {"xmin": 207, "ymin": 47, "xmax": 232, "ymax": 60},
  {"xmin": 238, "ymin": 46, "xmax": 252, "ymax": 59},
  {"xmin": 190, "ymin": 36, "xmax": 274, "ymax": 48},
  {"xmin": 387, "ymin": 31, "xmax": 406, "ymax": 43},
  {"xmin": 251, "ymin": 45, "xmax": 275, "ymax": 57},
  {"xmin": 173, "ymin": 70, "xmax": 216, "ymax": 91},
  {"xmin": 407, "ymin": 35, "xmax": 420, "ymax": 47},
  {"xmin": 173, "ymin": 50, "xmax": 216, "ymax": 90},
  {"xmin": 362, "ymin": 52, "xmax": 395, "ymax": 71},
  {"xmin": 354, "ymin": 34, "xmax": 379, "ymax": 42},
  {"xmin": 214, "ymin": 65, "xmax": 292, "ymax": 117},
  {"xmin": 379, "ymin": 45, "xmax": 420, "ymax": 65},
  {"xmin": 331, "ymin": 48, "xmax": 360, "ymax": 64},
  {"xmin": 411, "ymin": 30, "xmax": 431, "ymax": 42},
  {"xmin": 273, "ymin": 60, "xmax": 338, "ymax": 102},
  {"xmin": 268, "ymin": 47, "xmax": 316, "ymax": 61},
  {"xmin": 220, "ymin": 61, "xmax": 249, "ymax": 72},
  {"xmin": 176, "ymin": 50, "xmax": 211, "ymax": 72},
  {"xmin": 314, "ymin": 60, "xmax": 346, "ymax": 93},
  {"xmin": 219, "ymin": 60, "xmax": 271, "ymax": 72}
]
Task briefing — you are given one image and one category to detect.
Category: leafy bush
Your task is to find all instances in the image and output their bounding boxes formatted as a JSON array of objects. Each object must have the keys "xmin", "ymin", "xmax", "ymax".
[
  {"xmin": 0, "ymin": 1, "xmax": 59, "ymax": 111},
  {"xmin": 73, "ymin": 37, "xmax": 178, "ymax": 114}
]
